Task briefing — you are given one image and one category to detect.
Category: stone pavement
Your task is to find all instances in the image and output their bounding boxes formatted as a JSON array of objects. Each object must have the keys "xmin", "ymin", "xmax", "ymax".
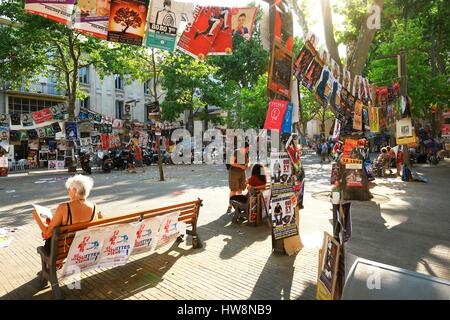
[{"xmin": 0, "ymin": 155, "xmax": 449, "ymax": 300}]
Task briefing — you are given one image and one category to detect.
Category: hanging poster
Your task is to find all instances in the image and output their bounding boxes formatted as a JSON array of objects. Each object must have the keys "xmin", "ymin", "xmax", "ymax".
[
  {"xmin": 318, "ymin": 48, "xmax": 330, "ymax": 67},
  {"xmin": 155, "ymin": 211, "xmax": 181, "ymax": 250},
  {"xmin": 0, "ymin": 128, "xmax": 9, "ymax": 142},
  {"xmin": 107, "ymin": 0, "xmax": 149, "ymax": 46},
  {"xmin": 45, "ymin": 126, "xmax": 55, "ymax": 137},
  {"xmin": 146, "ymin": 0, "xmax": 194, "ymax": 51},
  {"xmin": 294, "ymin": 44, "xmax": 315, "ymax": 79},
  {"xmin": 263, "ymin": 100, "xmax": 288, "ymax": 132},
  {"xmin": 342, "ymin": 68, "xmax": 351, "ymax": 91},
  {"xmin": 302, "ymin": 57, "xmax": 323, "ymax": 91},
  {"xmin": 41, "ymin": 108, "xmax": 53, "ymax": 122},
  {"xmin": 209, "ymin": 7, "xmax": 233, "ymax": 55},
  {"xmin": 0, "ymin": 114, "xmax": 10, "ymax": 128},
  {"xmin": 396, "ymin": 117, "xmax": 413, "ymax": 138},
  {"xmin": 32, "ymin": 111, "xmax": 45, "ymax": 124},
  {"xmin": 376, "ymin": 87, "xmax": 389, "ymax": 108},
  {"xmin": 19, "ymin": 130, "xmax": 29, "ymax": 141},
  {"xmin": 24, "ymin": 0, "xmax": 76, "ymax": 26},
  {"xmin": 386, "ymin": 103, "xmax": 397, "ymax": 129},
  {"xmin": 363, "ymin": 159, "xmax": 374, "ymax": 181},
  {"xmin": 231, "ymin": 7, "xmax": 257, "ymax": 41},
  {"xmin": 379, "ymin": 106, "xmax": 387, "ymax": 130},
  {"xmin": 74, "ymin": 0, "xmax": 112, "ymax": 40},
  {"xmin": 60, "ymin": 228, "xmax": 106, "ymax": 279},
  {"xmin": 369, "ymin": 106, "xmax": 379, "ymax": 133},
  {"xmin": 285, "ymin": 134, "xmax": 301, "ymax": 172},
  {"xmin": 329, "ymin": 78, "xmax": 341, "ymax": 112},
  {"xmin": 281, "ymin": 102, "xmax": 293, "ymax": 134},
  {"xmin": 177, "ymin": 6, "xmax": 223, "ymax": 60},
  {"xmin": 52, "ymin": 122, "xmax": 62, "ymax": 133},
  {"xmin": 272, "ymin": 0, "xmax": 293, "ymax": 52},
  {"xmin": 131, "ymin": 218, "xmax": 161, "ymax": 255},
  {"xmin": 268, "ymin": 40, "xmax": 293, "ymax": 99},
  {"xmin": 339, "ymin": 87, "xmax": 355, "ymax": 115},
  {"xmin": 271, "ymin": 193, "xmax": 298, "ymax": 240},
  {"xmin": 269, "ymin": 151, "xmax": 292, "ymax": 193},
  {"xmin": 332, "ymin": 119, "xmax": 341, "ymax": 140},
  {"xmin": 330, "ymin": 162, "xmax": 340, "ymax": 185},
  {"xmin": 98, "ymin": 224, "xmax": 138, "ymax": 268},
  {"xmin": 352, "ymin": 75, "xmax": 363, "ymax": 100},
  {"xmin": 28, "ymin": 129, "xmax": 38, "ymax": 139},
  {"xmin": 10, "ymin": 113, "xmax": 21, "ymax": 126},
  {"xmin": 345, "ymin": 169, "xmax": 364, "ymax": 187},
  {"xmin": 65, "ymin": 121, "xmax": 78, "ymax": 140},
  {"xmin": 353, "ymin": 100, "xmax": 363, "ymax": 131},
  {"xmin": 101, "ymin": 134, "xmax": 110, "ymax": 150},
  {"xmin": 316, "ymin": 232, "xmax": 341, "ymax": 300},
  {"xmin": 21, "ymin": 114, "xmax": 34, "ymax": 127},
  {"xmin": 315, "ymin": 67, "xmax": 332, "ymax": 104},
  {"xmin": 37, "ymin": 127, "xmax": 46, "ymax": 138}
]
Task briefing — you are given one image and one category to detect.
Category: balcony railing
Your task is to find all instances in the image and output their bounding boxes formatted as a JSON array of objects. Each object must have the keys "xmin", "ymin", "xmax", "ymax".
[{"xmin": 7, "ymin": 82, "xmax": 65, "ymax": 96}]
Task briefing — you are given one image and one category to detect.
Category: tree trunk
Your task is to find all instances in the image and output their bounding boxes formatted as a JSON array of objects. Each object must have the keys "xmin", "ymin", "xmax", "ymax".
[
  {"xmin": 321, "ymin": 0, "xmax": 342, "ymax": 68},
  {"xmin": 151, "ymin": 49, "xmax": 165, "ymax": 182},
  {"xmin": 122, "ymin": 26, "xmax": 130, "ymax": 34},
  {"xmin": 187, "ymin": 108, "xmax": 194, "ymax": 136}
]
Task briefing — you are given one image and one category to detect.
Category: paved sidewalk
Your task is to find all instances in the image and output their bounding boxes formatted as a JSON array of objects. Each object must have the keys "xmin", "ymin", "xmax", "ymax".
[{"xmin": 0, "ymin": 156, "xmax": 449, "ymax": 299}]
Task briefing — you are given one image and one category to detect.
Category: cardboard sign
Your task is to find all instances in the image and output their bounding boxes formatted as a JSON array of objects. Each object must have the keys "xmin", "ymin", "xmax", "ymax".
[{"xmin": 264, "ymin": 100, "xmax": 288, "ymax": 132}]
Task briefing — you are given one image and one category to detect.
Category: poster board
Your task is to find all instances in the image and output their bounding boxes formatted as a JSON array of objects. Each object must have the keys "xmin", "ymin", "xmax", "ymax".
[
  {"xmin": 283, "ymin": 206, "xmax": 302, "ymax": 256},
  {"xmin": 268, "ymin": 40, "xmax": 293, "ymax": 99},
  {"xmin": 316, "ymin": 232, "xmax": 341, "ymax": 300}
]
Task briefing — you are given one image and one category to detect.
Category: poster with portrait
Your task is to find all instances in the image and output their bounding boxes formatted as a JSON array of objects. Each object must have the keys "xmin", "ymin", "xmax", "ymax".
[
  {"xmin": 177, "ymin": 6, "xmax": 223, "ymax": 60},
  {"xmin": 263, "ymin": 100, "xmax": 288, "ymax": 132},
  {"xmin": 154, "ymin": 211, "xmax": 181, "ymax": 250},
  {"xmin": 271, "ymin": 193, "xmax": 298, "ymax": 240},
  {"xmin": 131, "ymin": 218, "xmax": 161, "ymax": 255},
  {"xmin": 302, "ymin": 57, "xmax": 323, "ymax": 91},
  {"xmin": 65, "ymin": 121, "xmax": 78, "ymax": 140},
  {"xmin": 318, "ymin": 48, "xmax": 330, "ymax": 67},
  {"xmin": 231, "ymin": 7, "xmax": 256, "ymax": 41},
  {"xmin": 386, "ymin": 103, "xmax": 397, "ymax": 129},
  {"xmin": 0, "ymin": 114, "xmax": 10, "ymax": 128},
  {"xmin": 345, "ymin": 168, "xmax": 364, "ymax": 187},
  {"xmin": 146, "ymin": 0, "xmax": 194, "ymax": 51},
  {"xmin": 98, "ymin": 224, "xmax": 138, "ymax": 268},
  {"xmin": 294, "ymin": 44, "xmax": 314, "ymax": 79},
  {"xmin": 316, "ymin": 232, "xmax": 341, "ymax": 300},
  {"xmin": 60, "ymin": 228, "xmax": 106, "ymax": 279},
  {"xmin": 272, "ymin": 0, "xmax": 293, "ymax": 52},
  {"xmin": 25, "ymin": 0, "xmax": 76, "ymax": 26},
  {"xmin": 305, "ymin": 31, "xmax": 319, "ymax": 50},
  {"xmin": 396, "ymin": 117, "xmax": 413, "ymax": 138},
  {"xmin": 339, "ymin": 87, "xmax": 356, "ymax": 115},
  {"xmin": 20, "ymin": 114, "xmax": 33, "ymax": 127},
  {"xmin": 268, "ymin": 40, "xmax": 293, "ymax": 99},
  {"xmin": 353, "ymin": 100, "xmax": 363, "ymax": 131},
  {"xmin": 209, "ymin": 7, "xmax": 233, "ymax": 55},
  {"xmin": 74, "ymin": 0, "xmax": 112, "ymax": 40},
  {"xmin": 315, "ymin": 67, "xmax": 333, "ymax": 104},
  {"xmin": 269, "ymin": 152, "xmax": 292, "ymax": 196},
  {"xmin": 352, "ymin": 75, "xmax": 363, "ymax": 100},
  {"xmin": 107, "ymin": 0, "xmax": 149, "ymax": 46},
  {"xmin": 342, "ymin": 68, "xmax": 351, "ymax": 91}
]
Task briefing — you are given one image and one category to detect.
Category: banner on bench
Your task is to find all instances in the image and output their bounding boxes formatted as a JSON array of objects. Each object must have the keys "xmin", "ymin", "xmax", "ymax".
[
  {"xmin": 131, "ymin": 218, "xmax": 161, "ymax": 255},
  {"xmin": 155, "ymin": 211, "xmax": 181, "ymax": 250},
  {"xmin": 98, "ymin": 224, "xmax": 138, "ymax": 268},
  {"xmin": 60, "ymin": 228, "xmax": 106, "ymax": 279}
]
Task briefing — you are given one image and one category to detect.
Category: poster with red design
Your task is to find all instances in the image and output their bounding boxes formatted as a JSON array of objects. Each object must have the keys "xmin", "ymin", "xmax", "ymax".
[
  {"xmin": 177, "ymin": 6, "xmax": 223, "ymax": 60},
  {"xmin": 231, "ymin": 7, "xmax": 257, "ymax": 41},
  {"xmin": 353, "ymin": 100, "xmax": 363, "ymax": 131},
  {"xmin": 107, "ymin": 0, "xmax": 149, "ymax": 46},
  {"xmin": 272, "ymin": 0, "xmax": 293, "ymax": 52},
  {"xmin": 131, "ymin": 218, "xmax": 161, "ymax": 255},
  {"xmin": 155, "ymin": 211, "xmax": 181, "ymax": 250},
  {"xmin": 209, "ymin": 7, "xmax": 233, "ymax": 55},
  {"xmin": 25, "ymin": 0, "xmax": 76, "ymax": 26},
  {"xmin": 101, "ymin": 133, "xmax": 110, "ymax": 150},
  {"xmin": 60, "ymin": 228, "xmax": 106, "ymax": 278},
  {"xmin": 74, "ymin": 0, "xmax": 112, "ymax": 40},
  {"xmin": 41, "ymin": 108, "xmax": 53, "ymax": 122},
  {"xmin": 268, "ymin": 40, "xmax": 293, "ymax": 99},
  {"xmin": 263, "ymin": 100, "xmax": 288, "ymax": 131},
  {"xmin": 31, "ymin": 111, "xmax": 45, "ymax": 124},
  {"xmin": 98, "ymin": 224, "xmax": 137, "ymax": 268}
]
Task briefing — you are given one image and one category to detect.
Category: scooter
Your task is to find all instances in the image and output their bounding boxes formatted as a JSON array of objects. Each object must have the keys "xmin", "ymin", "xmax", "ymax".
[
  {"xmin": 102, "ymin": 152, "xmax": 114, "ymax": 173},
  {"xmin": 79, "ymin": 151, "xmax": 92, "ymax": 175}
]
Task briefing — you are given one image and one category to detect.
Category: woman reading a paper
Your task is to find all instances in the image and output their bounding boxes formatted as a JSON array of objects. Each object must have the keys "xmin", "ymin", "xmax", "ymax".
[{"xmin": 33, "ymin": 175, "xmax": 102, "ymax": 254}]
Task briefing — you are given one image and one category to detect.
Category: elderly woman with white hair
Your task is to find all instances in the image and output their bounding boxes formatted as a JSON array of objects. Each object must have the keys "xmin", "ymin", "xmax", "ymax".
[{"xmin": 33, "ymin": 174, "xmax": 102, "ymax": 254}]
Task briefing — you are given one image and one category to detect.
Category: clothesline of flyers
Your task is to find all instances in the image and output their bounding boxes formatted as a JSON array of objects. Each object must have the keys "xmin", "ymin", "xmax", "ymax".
[{"xmin": 24, "ymin": 0, "xmax": 258, "ymax": 60}]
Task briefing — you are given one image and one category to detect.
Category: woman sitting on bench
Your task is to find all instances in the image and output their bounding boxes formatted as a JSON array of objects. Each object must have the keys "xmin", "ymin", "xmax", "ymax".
[
  {"xmin": 33, "ymin": 175, "xmax": 102, "ymax": 254},
  {"xmin": 230, "ymin": 164, "xmax": 267, "ymax": 204}
]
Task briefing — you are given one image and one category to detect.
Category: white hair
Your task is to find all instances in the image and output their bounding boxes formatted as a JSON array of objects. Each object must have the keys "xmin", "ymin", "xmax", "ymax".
[{"xmin": 65, "ymin": 175, "xmax": 94, "ymax": 199}]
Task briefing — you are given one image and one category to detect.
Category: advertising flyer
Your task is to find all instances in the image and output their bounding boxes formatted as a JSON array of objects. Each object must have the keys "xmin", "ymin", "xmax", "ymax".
[
  {"xmin": 263, "ymin": 100, "xmax": 288, "ymax": 132},
  {"xmin": 74, "ymin": 0, "xmax": 112, "ymax": 39},
  {"xmin": 98, "ymin": 224, "xmax": 138, "ymax": 268},
  {"xmin": 231, "ymin": 7, "xmax": 257, "ymax": 41},
  {"xmin": 268, "ymin": 40, "xmax": 293, "ymax": 99},
  {"xmin": 131, "ymin": 218, "xmax": 161, "ymax": 255},
  {"xmin": 271, "ymin": 193, "xmax": 298, "ymax": 240},
  {"xmin": 25, "ymin": 0, "xmax": 76, "ymax": 26}
]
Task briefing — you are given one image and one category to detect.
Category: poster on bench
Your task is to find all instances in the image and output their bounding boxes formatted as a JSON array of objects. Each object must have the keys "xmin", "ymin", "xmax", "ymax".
[
  {"xmin": 98, "ymin": 224, "xmax": 138, "ymax": 268},
  {"xmin": 60, "ymin": 228, "xmax": 107, "ymax": 279},
  {"xmin": 131, "ymin": 218, "xmax": 161, "ymax": 255},
  {"xmin": 155, "ymin": 211, "xmax": 181, "ymax": 250}
]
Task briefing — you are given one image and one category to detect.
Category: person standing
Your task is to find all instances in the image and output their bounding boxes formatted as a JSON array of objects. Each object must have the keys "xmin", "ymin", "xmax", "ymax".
[
  {"xmin": 396, "ymin": 146, "xmax": 403, "ymax": 177},
  {"xmin": 134, "ymin": 144, "xmax": 145, "ymax": 173},
  {"xmin": 226, "ymin": 142, "xmax": 250, "ymax": 214}
]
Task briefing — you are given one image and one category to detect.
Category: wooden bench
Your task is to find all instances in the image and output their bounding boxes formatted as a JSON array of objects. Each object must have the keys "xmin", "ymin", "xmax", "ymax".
[{"xmin": 37, "ymin": 199, "xmax": 203, "ymax": 299}]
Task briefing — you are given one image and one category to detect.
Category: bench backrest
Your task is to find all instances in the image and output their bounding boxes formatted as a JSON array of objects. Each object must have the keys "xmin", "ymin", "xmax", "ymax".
[{"xmin": 51, "ymin": 199, "xmax": 202, "ymax": 267}]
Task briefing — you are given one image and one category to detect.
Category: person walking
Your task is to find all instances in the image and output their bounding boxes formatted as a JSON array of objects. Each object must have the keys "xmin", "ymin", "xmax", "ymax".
[
  {"xmin": 226, "ymin": 142, "xmax": 250, "ymax": 214},
  {"xmin": 134, "ymin": 144, "xmax": 145, "ymax": 173}
]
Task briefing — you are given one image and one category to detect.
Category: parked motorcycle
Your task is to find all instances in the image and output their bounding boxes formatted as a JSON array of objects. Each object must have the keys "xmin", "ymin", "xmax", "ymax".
[
  {"xmin": 78, "ymin": 151, "xmax": 92, "ymax": 175},
  {"xmin": 102, "ymin": 152, "xmax": 114, "ymax": 173}
]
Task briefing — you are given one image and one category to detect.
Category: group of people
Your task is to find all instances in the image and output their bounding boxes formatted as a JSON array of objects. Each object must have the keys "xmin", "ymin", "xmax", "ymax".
[{"xmin": 375, "ymin": 145, "xmax": 403, "ymax": 177}]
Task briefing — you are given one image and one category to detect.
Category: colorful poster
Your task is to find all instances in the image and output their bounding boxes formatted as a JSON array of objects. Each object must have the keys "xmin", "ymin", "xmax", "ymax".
[
  {"xmin": 98, "ymin": 224, "xmax": 137, "ymax": 268},
  {"xmin": 177, "ymin": 6, "xmax": 223, "ymax": 60},
  {"xmin": 263, "ymin": 100, "xmax": 288, "ymax": 132},
  {"xmin": 317, "ymin": 232, "xmax": 341, "ymax": 299},
  {"xmin": 294, "ymin": 44, "xmax": 315, "ymax": 79},
  {"xmin": 101, "ymin": 133, "xmax": 110, "ymax": 150},
  {"xmin": 0, "ymin": 128, "xmax": 9, "ymax": 142},
  {"xmin": 330, "ymin": 162, "xmax": 340, "ymax": 185},
  {"xmin": 332, "ymin": 119, "xmax": 341, "ymax": 140},
  {"xmin": 342, "ymin": 68, "xmax": 351, "ymax": 91},
  {"xmin": 353, "ymin": 100, "xmax": 363, "ymax": 131},
  {"xmin": 19, "ymin": 130, "xmax": 29, "ymax": 141},
  {"xmin": 369, "ymin": 106, "xmax": 379, "ymax": 133},
  {"xmin": 302, "ymin": 57, "xmax": 323, "ymax": 91},
  {"xmin": 363, "ymin": 159, "xmax": 374, "ymax": 181},
  {"xmin": 155, "ymin": 211, "xmax": 181, "ymax": 250},
  {"xmin": 285, "ymin": 134, "xmax": 301, "ymax": 172},
  {"xmin": 272, "ymin": 0, "xmax": 293, "ymax": 52},
  {"xmin": 131, "ymin": 218, "xmax": 161, "ymax": 255},
  {"xmin": 0, "ymin": 114, "xmax": 10, "ymax": 128},
  {"xmin": 281, "ymin": 102, "xmax": 293, "ymax": 134},
  {"xmin": 352, "ymin": 75, "xmax": 363, "ymax": 100},
  {"xmin": 269, "ymin": 151, "xmax": 292, "ymax": 195},
  {"xmin": 107, "ymin": 0, "xmax": 148, "ymax": 46},
  {"xmin": 231, "ymin": 7, "xmax": 257, "ymax": 41},
  {"xmin": 345, "ymin": 169, "xmax": 364, "ymax": 187},
  {"xmin": 315, "ymin": 67, "xmax": 333, "ymax": 104},
  {"xmin": 386, "ymin": 103, "xmax": 397, "ymax": 129},
  {"xmin": 45, "ymin": 126, "xmax": 55, "ymax": 137},
  {"xmin": 41, "ymin": 108, "xmax": 53, "ymax": 122},
  {"xmin": 24, "ymin": 0, "xmax": 76, "ymax": 26},
  {"xmin": 60, "ymin": 228, "xmax": 106, "ymax": 279},
  {"xmin": 74, "ymin": 0, "xmax": 112, "ymax": 40},
  {"xmin": 21, "ymin": 114, "xmax": 34, "ymax": 127},
  {"xmin": 29, "ymin": 139, "xmax": 39, "ymax": 150},
  {"xmin": 271, "ymin": 193, "xmax": 298, "ymax": 240},
  {"xmin": 65, "ymin": 121, "xmax": 78, "ymax": 140},
  {"xmin": 209, "ymin": 7, "xmax": 232, "ymax": 55},
  {"xmin": 268, "ymin": 40, "xmax": 293, "ymax": 99},
  {"xmin": 31, "ymin": 111, "xmax": 45, "ymax": 124},
  {"xmin": 52, "ymin": 122, "xmax": 62, "ymax": 133},
  {"xmin": 146, "ymin": 0, "xmax": 194, "ymax": 51}
]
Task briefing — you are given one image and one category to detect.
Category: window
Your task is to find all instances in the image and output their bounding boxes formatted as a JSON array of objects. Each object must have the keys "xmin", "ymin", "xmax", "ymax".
[
  {"xmin": 8, "ymin": 96, "xmax": 59, "ymax": 114},
  {"xmin": 79, "ymin": 66, "xmax": 89, "ymax": 84},
  {"xmin": 115, "ymin": 100, "xmax": 124, "ymax": 119},
  {"xmin": 80, "ymin": 97, "xmax": 90, "ymax": 109},
  {"xmin": 144, "ymin": 79, "xmax": 152, "ymax": 95},
  {"xmin": 114, "ymin": 74, "xmax": 123, "ymax": 90}
]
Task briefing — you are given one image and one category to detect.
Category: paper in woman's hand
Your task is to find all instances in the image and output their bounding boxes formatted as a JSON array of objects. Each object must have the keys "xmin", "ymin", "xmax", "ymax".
[{"xmin": 33, "ymin": 204, "xmax": 54, "ymax": 224}]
